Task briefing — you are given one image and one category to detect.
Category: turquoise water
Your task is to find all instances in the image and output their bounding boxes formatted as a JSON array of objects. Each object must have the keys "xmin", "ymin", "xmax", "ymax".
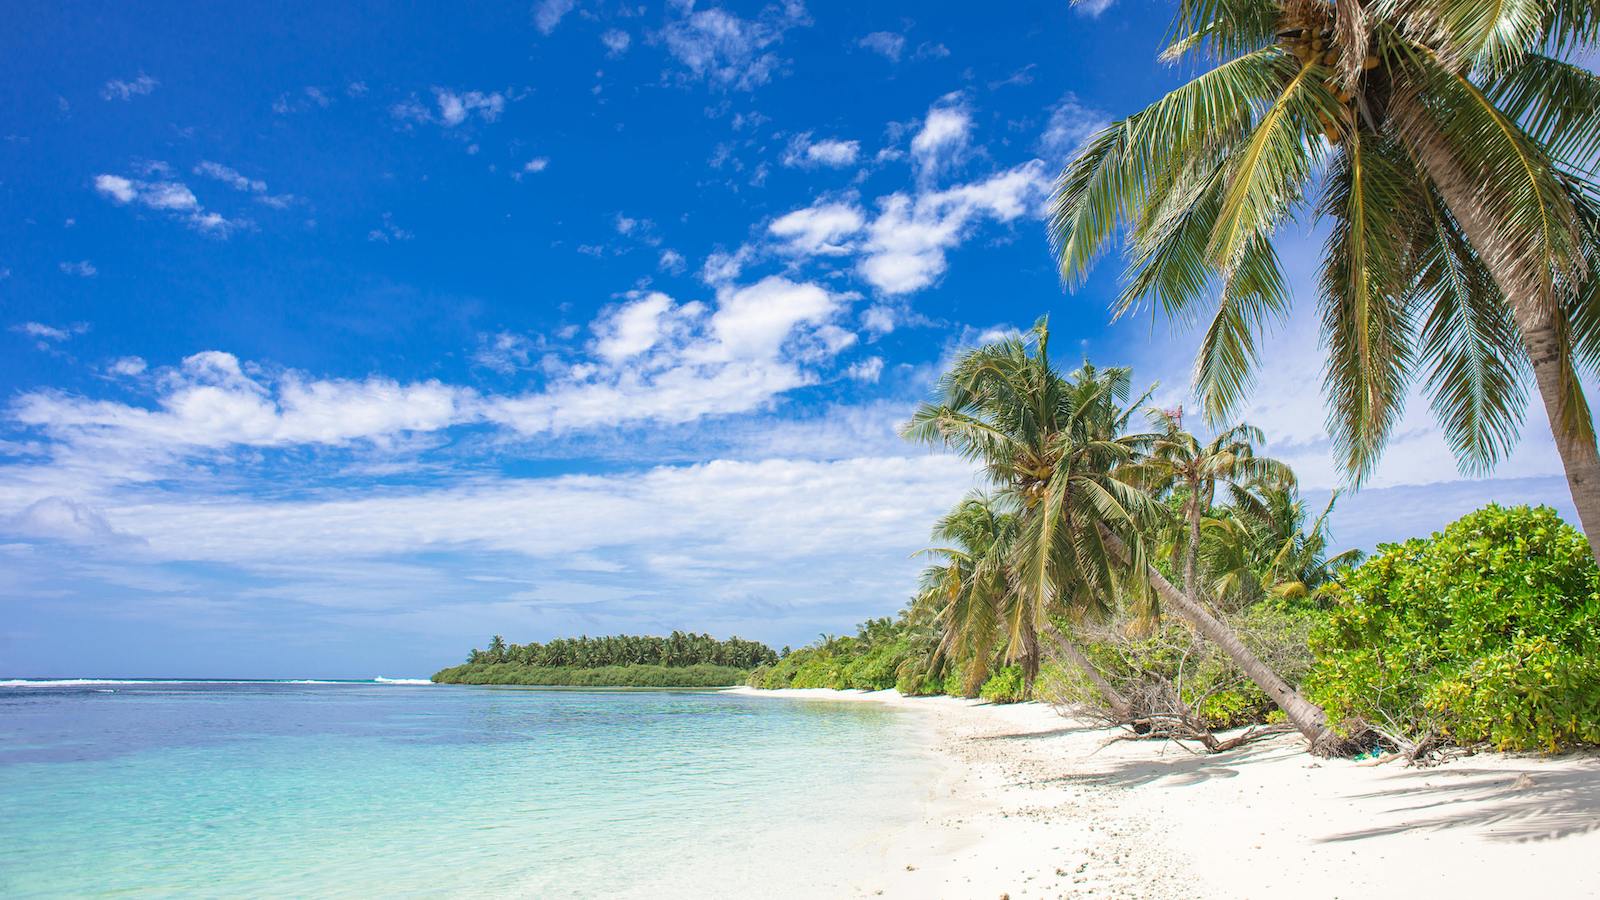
[{"xmin": 0, "ymin": 680, "xmax": 937, "ymax": 898}]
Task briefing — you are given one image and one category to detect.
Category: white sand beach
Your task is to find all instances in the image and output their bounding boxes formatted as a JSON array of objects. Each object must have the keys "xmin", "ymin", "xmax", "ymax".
[{"xmin": 726, "ymin": 687, "xmax": 1600, "ymax": 899}]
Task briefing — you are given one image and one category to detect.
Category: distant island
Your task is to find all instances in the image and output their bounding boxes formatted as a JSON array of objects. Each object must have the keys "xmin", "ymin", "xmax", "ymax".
[{"xmin": 432, "ymin": 632, "xmax": 780, "ymax": 687}]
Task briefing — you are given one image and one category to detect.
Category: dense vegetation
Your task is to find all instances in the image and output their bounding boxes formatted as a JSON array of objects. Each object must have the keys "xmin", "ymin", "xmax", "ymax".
[
  {"xmin": 1307, "ymin": 505, "xmax": 1600, "ymax": 752},
  {"xmin": 750, "ymin": 318, "xmax": 1599, "ymax": 758},
  {"xmin": 434, "ymin": 632, "xmax": 777, "ymax": 687},
  {"xmin": 433, "ymin": 663, "xmax": 751, "ymax": 688}
]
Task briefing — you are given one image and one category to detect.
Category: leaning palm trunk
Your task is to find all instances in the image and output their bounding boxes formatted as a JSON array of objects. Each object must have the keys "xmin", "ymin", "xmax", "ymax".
[
  {"xmin": 1043, "ymin": 621, "xmax": 1131, "ymax": 719},
  {"xmin": 1395, "ymin": 99, "xmax": 1600, "ymax": 563},
  {"xmin": 1100, "ymin": 527, "xmax": 1339, "ymax": 752}
]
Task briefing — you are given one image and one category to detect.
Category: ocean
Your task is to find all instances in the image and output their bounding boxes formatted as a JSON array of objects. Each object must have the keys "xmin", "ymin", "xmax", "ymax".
[{"xmin": 0, "ymin": 680, "xmax": 938, "ymax": 898}]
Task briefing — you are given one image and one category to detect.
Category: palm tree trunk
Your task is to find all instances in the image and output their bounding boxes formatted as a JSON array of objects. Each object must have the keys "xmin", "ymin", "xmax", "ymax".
[
  {"xmin": 1043, "ymin": 622, "xmax": 1131, "ymax": 719},
  {"xmin": 1184, "ymin": 488, "xmax": 1203, "ymax": 602},
  {"xmin": 1099, "ymin": 526, "xmax": 1339, "ymax": 752},
  {"xmin": 1396, "ymin": 99, "xmax": 1600, "ymax": 564}
]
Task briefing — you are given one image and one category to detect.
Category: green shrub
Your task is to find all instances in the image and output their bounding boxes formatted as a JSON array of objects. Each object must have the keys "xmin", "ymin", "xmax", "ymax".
[
  {"xmin": 895, "ymin": 667, "xmax": 943, "ymax": 696},
  {"xmin": 1041, "ymin": 604, "xmax": 1318, "ymax": 730},
  {"xmin": 941, "ymin": 666, "xmax": 973, "ymax": 698},
  {"xmin": 1307, "ymin": 504, "xmax": 1600, "ymax": 752},
  {"xmin": 978, "ymin": 666, "xmax": 1027, "ymax": 703},
  {"xmin": 843, "ymin": 640, "xmax": 909, "ymax": 690}
]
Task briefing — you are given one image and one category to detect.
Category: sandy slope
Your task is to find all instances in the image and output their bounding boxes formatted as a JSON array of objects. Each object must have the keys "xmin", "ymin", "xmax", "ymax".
[{"xmin": 725, "ymin": 687, "xmax": 1600, "ymax": 899}]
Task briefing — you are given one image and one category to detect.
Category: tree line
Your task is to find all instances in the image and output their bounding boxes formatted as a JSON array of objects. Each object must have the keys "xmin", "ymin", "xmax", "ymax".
[{"xmin": 462, "ymin": 632, "xmax": 778, "ymax": 671}]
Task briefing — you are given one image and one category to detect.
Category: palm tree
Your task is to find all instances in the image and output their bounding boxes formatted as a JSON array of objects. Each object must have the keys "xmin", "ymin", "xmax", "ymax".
[
  {"xmin": 903, "ymin": 323, "xmax": 1156, "ymax": 687},
  {"xmin": 1052, "ymin": 0, "xmax": 1600, "ymax": 564},
  {"xmin": 1202, "ymin": 486, "xmax": 1363, "ymax": 606},
  {"xmin": 1123, "ymin": 409, "xmax": 1295, "ymax": 606},
  {"xmin": 904, "ymin": 319, "xmax": 1335, "ymax": 746},
  {"xmin": 914, "ymin": 494, "xmax": 1014, "ymax": 694}
]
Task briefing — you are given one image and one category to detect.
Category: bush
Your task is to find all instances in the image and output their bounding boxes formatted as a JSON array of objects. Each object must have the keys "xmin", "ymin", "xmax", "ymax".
[
  {"xmin": 1041, "ymin": 604, "xmax": 1318, "ymax": 730},
  {"xmin": 895, "ymin": 667, "xmax": 943, "ymax": 696},
  {"xmin": 1307, "ymin": 504, "xmax": 1600, "ymax": 752},
  {"xmin": 843, "ymin": 640, "xmax": 911, "ymax": 690},
  {"xmin": 978, "ymin": 666, "xmax": 1027, "ymax": 703}
]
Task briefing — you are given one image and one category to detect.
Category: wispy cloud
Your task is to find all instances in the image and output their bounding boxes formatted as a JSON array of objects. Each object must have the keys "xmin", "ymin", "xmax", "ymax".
[
  {"xmin": 909, "ymin": 94, "xmax": 973, "ymax": 180},
  {"xmin": 193, "ymin": 161, "xmax": 296, "ymax": 209},
  {"xmin": 391, "ymin": 88, "xmax": 507, "ymax": 129},
  {"xmin": 1037, "ymin": 93, "xmax": 1109, "ymax": 161},
  {"xmin": 367, "ymin": 213, "xmax": 413, "ymax": 243},
  {"xmin": 781, "ymin": 133, "xmax": 860, "ymax": 168},
  {"xmin": 101, "ymin": 74, "xmax": 158, "ymax": 101},
  {"xmin": 94, "ymin": 169, "xmax": 248, "ymax": 237},
  {"xmin": 533, "ymin": 0, "xmax": 576, "ymax": 35},
  {"xmin": 601, "ymin": 28, "xmax": 632, "ymax": 56},
  {"xmin": 58, "ymin": 260, "xmax": 98, "ymax": 278},
  {"xmin": 658, "ymin": 1, "xmax": 811, "ymax": 91},
  {"xmin": 14, "ymin": 321, "xmax": 89, "ymax": 343},
  {"xmin": 857, "ymin": 31, "xmax": 906, "ymax": 62}
]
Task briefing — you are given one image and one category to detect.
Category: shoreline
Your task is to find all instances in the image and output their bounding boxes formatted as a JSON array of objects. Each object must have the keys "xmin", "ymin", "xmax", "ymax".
[{"xmin": 727, "ymin": 686, "xmax": 1600, "ymax": 898}]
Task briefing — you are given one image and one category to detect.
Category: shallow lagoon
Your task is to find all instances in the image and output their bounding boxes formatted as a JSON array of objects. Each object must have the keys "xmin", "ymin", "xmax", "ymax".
[{"xmin": 0, "ymin": 680, "xmax": 937, "ymax": 897}]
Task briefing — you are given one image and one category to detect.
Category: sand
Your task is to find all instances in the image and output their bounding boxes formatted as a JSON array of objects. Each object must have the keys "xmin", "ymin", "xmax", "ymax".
[{"xmin": 724, "ymin": 686, "xmax": 1600, "ymax": 899}]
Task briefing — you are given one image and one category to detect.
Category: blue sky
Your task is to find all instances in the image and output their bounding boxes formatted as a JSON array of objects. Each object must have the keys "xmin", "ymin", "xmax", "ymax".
[{"xmin": 1, "ymin": 0, "xmax": 1582, "ymax": 677}]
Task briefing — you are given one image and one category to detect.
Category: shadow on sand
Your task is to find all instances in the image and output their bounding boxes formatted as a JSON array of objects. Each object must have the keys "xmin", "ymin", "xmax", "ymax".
[
  {"xmin": 1031, "ymin": 740, "xmax": 1304, "ymax": 789},
  {"xmin": 1318, "ymin": 763, "xmax": 1600, "ymax": 844}
]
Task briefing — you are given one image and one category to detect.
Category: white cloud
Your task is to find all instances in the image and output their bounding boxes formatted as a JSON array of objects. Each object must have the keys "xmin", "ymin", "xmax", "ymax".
[
  {"xmin": 59, "ymin": 261, "xmax": 98, "ymax": 277},
  {"xmin": 601, "ymin": 29, "xmax": 632, "ymax": 55},
  {"xmin": 195, "ymin": 161, "xmax": 265, "ymax": 193},
  {"xmin": 436, "ymin": 88, "xmax": 504, "ymax": 126},
  {"xmin": 858, "ymin": 161, "xmax": 1051, "ymax": 294},
  {"xmin": 473, "ymin": 333, "xmax": 536, "ymax": 374},
  {"xmin": 102, "ymin": 74, "xmax": 158, "ymax": 101},
  {"xmin": 6, "ymin": 497, "xmax": 140, "ymax": 545},
  {"xmin": 534, "ymin": 0, "xmax": 576, "ymax": 34},
  {"xmin": 700, "ymin": 276, "xmax": 846, "ymax": 362},
  {"xmin": 846, "ymin": 357, "xmax": 884, "ymax": 383},
  {"xmin": 1074, "ymin": 0, "xmax": 1117, "ymax": 16},
  {"xmin": 12, "ymin": 278, "xmax": 857, "ymax": 465},
  {"xmin": 593, "ymin": 292, "xmax": 685, "ymax": 364},
  {"xmin": 861, "ymin": 305, "xmax": 897, "ymax": 335},
  {"xmin": 659, "ymin": 249, "xmax": 687, "ymax": 274},
  {"xmin": 367, "ymin": 213, "xmax": 413, "ymax": 243},
  {"xmin": 658, "ymin": 1, "xmax": 810, "ymax": 91},
  {"xmin": 524, "ymin": 157, "xmax": 550, "ymax": 173},
  {"xmin": 391, "ymin": 89, "xmax": 506, "ymax": 128},
  {"xmin": 768, "ymin": 200, "xmax": 866, "ymax": 256},
  {"xmin": 15, "ymin": 352, "xmax": 474, "ymax": 453},
  {"xmin": 94, "ymin": 170, "xmax": 247, "ymax": 236},
  {"xmin": 108, "ymin": 356, "xmax": 147, "ymax": 376},
  {"xmin": 15, "ymin": 322, "xmax": 87, "ymax": 342},
  {"xmin": 910, "ymin": 96, "xmax": 973, "ymax": 178},
  {"xmin": 194, "ymin": 161, "xmax": 296, "ymax": 208},
  {"xmin": 1038, "ymin": 93, "xmax": 1109, "ymax": 160},
  {"xmin": 781, "ymin": 133, "xmax": 861, "ymax": 168},
  {"xmin": 701, "ymin": 245, "xmax": 755, "ymax": 285},
  {"xmin": 857, "ymin": 31, "xmax": 906, "ymax": 62}
]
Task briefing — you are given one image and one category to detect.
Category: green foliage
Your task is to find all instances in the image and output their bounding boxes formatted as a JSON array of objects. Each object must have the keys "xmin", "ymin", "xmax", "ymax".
[
  {"xmin": 432, "ymin": 663, "xmax": 748, "ymax": 688},
  {"xmin": 894, "ymin": 668, "xmax": 944, "ymax": 696},
  {"xmin": 1307, "ymin": 505, "xmax": 1600, "ymax": 752},
  {"xmin": 462, "ymin": 631, "xmax": 777, "ymax": 670},
  {"xmin": 979, "ymin": 666, "xmax": 1027, "ymax": 703},
  {"xmin": 1044, "ymin": 604, "xmax": 1319, "ymax": 730}
]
